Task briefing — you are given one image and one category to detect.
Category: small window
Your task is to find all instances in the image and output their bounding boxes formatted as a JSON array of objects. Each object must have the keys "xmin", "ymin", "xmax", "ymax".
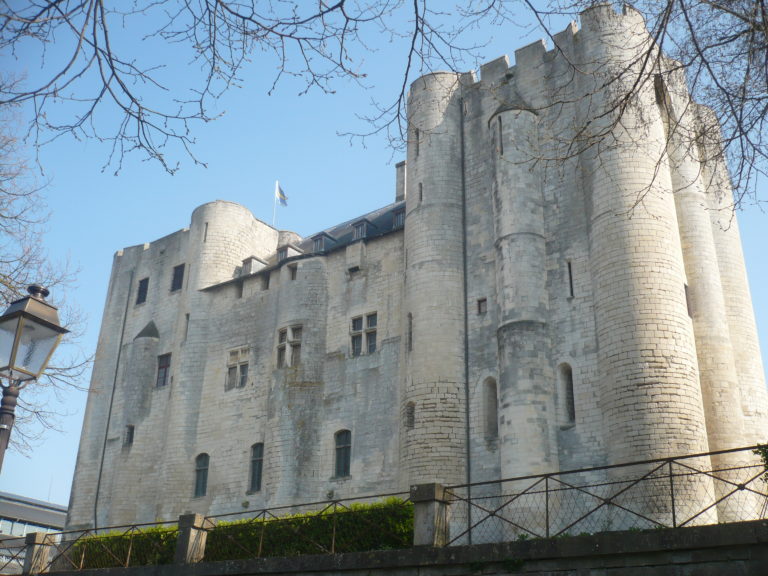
[
  {"xmin": 418, "ymin": 183, "xmax": 423, "ymax": 203},
  {"xmin": 393, "ymin": 209, "xmax": 405, "ymax": 229},
  {"xmin": 498, "ymin": 116, "xmax": 504, "ymax": 156},
  {"xmin": 684, "ymin": 284, "xmax": 693, "ymax": 317},
  {"xmin": 477, "ymin": 298, "xmax": 487, "ymax": 315},
  {"xmin": 559, "ymin": 364, "xmax": 576, "ymax": 427},
  {"xmin": 277, "ymin": 325, "xmax": 303, "ymax": 367},
  {"xmin": 353, "ymin": 222, "xmax": 367, "ymax": 240},
  {"xmin": 249, "ymin": 443, "xmax": 264, "ymax": 492},
  {"xmin": 183, "ymin": 313, "xmax": 190, "ymax": 341},
  {"xmin": 350, "ymin": 313, "xmax": 377, "ymax": 357},
  {"xmin": 171, "ymin": 264, "xmax": 185, "ymax": 292},
  {"xmin": 194, "ymin": 453, "xmax": 209, "ymax": 498},
  {"xmin": 262, "ymin": 273, "xmax": 270, "ymax": 291},
  {"xmin": 236, "ymin": 281, "xmax": 244, "ymax": 299},
  {"xmin": 136, "ymin": 277, "xmax": 149, "ymax": 305},
  {"xmin": 415, "ymin": 128, "xmax": 420, "ymax": 157},
  {"xmin": 289, "ymin": 265, "xmax": 298, "ymax": 281},
  {"xmin": 567, "ymin": 261, "xmax": 574, "ymax": 298},
  {"xmin": 484, "ymin": 378, "xmax": 499, "ymax": 439},
  {"xmin": 124, "ymin": 425, "xmax": 135, "ymax": 446},
  {"xmin": 226, "ymin": 347, "xmax": 249, "ymax": 390},
  {"xmin": 335, "ymin": 430, "xmax": 351, "ymax": 478},
  {"xmin": 277, "ymin": 248, "xmax": 288, "ymax": 262},
  {"xmin": 313, "ymin": 236, "xmax": 324, "ymax": 252},
  {"xmin": 156, "ymin": 354, "xmax": 171, "ymax": 388},
  {"xmin": 348, "ymin": 266, "xmax": 361, "ymax": 278},
  {"xmin": 405, "ymin": 402, "xmax": 415, "ymax": 429},
  {"xmin": 203, "ymin": 222, "xmax": 209, "ymax": 243}
]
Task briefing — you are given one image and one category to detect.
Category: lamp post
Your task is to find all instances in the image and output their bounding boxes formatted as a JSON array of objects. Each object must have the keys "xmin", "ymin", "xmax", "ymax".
[{"xmin": 0, "ymin": 285, "xmax": 68, "ymax": 473}]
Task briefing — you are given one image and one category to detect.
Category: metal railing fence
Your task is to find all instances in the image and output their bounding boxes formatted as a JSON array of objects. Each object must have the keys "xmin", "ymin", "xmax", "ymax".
[
  {"xmin": 0, "ymin": 536, "xmax": 26, "ymax": 574},
  {"xmin": 445, "ymin": 445, "xmax": 768, "ymax": 545}
]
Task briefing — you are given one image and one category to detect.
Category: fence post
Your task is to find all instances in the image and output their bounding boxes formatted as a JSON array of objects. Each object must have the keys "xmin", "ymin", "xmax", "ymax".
[
  {"xmin": 22, "ymin": 532, "xmax": 51, "ymax": 575},
  {"xmin": 411, "ymin": 483, "xmax": 449, "ymax": 547},
  {"xmin": 174, "ymin": 514, "xmax": 216, "ymax": 564}
]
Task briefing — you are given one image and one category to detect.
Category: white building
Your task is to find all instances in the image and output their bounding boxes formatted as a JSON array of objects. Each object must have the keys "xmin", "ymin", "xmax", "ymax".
[{"xmin": 68, "ymin": 5, "xmax": 767, "ymax": 531}]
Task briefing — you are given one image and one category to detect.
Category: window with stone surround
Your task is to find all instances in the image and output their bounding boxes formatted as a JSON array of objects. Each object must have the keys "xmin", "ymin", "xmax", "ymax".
[
  {"xmin": 405, "ymin": 402, "xmax": 415, "ymax": 429},
  {"xmin": 477, "ymin": 298, "xmax": 487, "ymax": 315},
  {"xmin": 225, "ymin": 347, "xmax": 249, "ymax": 390},
  {"xmin": 124, "ymin": 425, "xmax": 135, "ymax": 446},
  {"xmin": 171, "ymin": 263, "xmax": 185, "ymax": 292},
  {"xmin": 249, "ymin": 443, "xmax": 264, "ymax": 492},
  {"xmin": 136, "ymin": 277, "xmax": 149, "ymax": 305},
  {"xmin": 334, "ymin": 430, "xmax": 351, "ymax": 478},
  {"xmin": 350, "ymin": 313, "xmax": 377, "ymax": 357},
  {"xmin": 277, "ymin": 325, "xmax": 302, "ymax": 367},
  {"xmin": 194, "ymin": 453, "xmax": 209, "ymax": 498},
  {"xmin": 156, "ymin": 353, "xmax": 171, "ymax": 388}
]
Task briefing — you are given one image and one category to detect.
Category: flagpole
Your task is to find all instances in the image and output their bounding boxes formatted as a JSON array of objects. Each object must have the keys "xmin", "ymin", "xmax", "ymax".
[{"xmin": 272, "ymin": 180, "xmax": 278, "ymax": 227}]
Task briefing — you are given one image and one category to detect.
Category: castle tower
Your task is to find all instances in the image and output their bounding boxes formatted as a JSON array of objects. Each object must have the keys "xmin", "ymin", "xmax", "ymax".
[
  {"xmin": 401, "ymin": 72, "xmax": 467, "ymax": 486},
  {"xmin": 578, "ymin": 6, "xmax": 713, "ymax": 524},
  {"xmin": 490, "ymin": 107, "xmax": 557, "ymax": 481}
]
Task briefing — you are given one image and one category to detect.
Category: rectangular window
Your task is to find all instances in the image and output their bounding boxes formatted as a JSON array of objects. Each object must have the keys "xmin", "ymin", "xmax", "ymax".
[
  {"xmin": 136, "ymin": 277, "xmax": 149, "ymax": 305},
  {"xmin": 351, "ymin": 334, "xmax": 362, "ymax": 357},
  {"xmin": 313, "ymin": 237, "xmax": 324, "ymax": 252},
  {"xmin": 156, "ymin": 353, "xmax": 171, "ymax": 388},
  {"xmin": 171, "ymin": 264, "xmax": 185, "ymax": 292},
  {"xmin": 567, "ymin": 261, "xmax": 574, "ymax": 298},
  {"xmin": 350, "ymin": 312, "xmax": 377, "ymax": 356},
  {"xmin": 335, "ymin": 430, "xmax": 351, "ymax": 478},
  {"xmin": 226, "ymin": 347, "xmax": 249, "ymax": 390},
  {"xmin": 289, "ymin": 265, "xmax": 298, "ymax": 280},
  {"xmin": 183, "ymin": 313, "xmax": 190, "ymax": 340},
  {"xmin": 277, "ymin": 326, "xmax": 303, "ymax": 367},
  {"xmin": 277, "ymin": 248, "xmax": 287, "ymax": 262},
  {"xmin": 393, "ymin": 209, "xmax": 405, "ymax": 229},
  {"xmin": 249, "ymin": 443, "xmax": 264, "ymax": 492},
  {"xmin": 262, "ymin": 272, "xmax": 270, "ymax": 291},
  {"xmin": 477, "ymin": 298, "xmax": 487, "ymax": 315},
  {"xmin": 124, "ymin": 425, "xmax": 135, "ymax": 446},
  {"xmin": 353, "ymin": 222, "xmax": 366, "ymax": 240}
]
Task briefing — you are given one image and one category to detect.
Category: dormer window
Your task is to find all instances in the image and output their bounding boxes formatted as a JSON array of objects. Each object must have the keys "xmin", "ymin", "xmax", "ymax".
[
  {"xmin": 277, "ymin": 247, "xmax": 288, "ymax": 262},
  {"xmin": 393, "ymin": 209, "xmax": 405, "ymax": 229},
  {"xmin": 353, "ymin": 222, "xmax": 367, "ymax": 240},
  {"xmin": 313, "ymin": 236, "xmax": 324, "ymax": 252}
]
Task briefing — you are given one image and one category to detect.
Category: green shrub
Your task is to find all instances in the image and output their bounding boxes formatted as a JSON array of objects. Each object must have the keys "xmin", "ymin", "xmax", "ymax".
[
  {"xmin": 63, "ymin": 525, "xmax": 177, "ymax": 570},
  {"xmin": 204, "ymin": 498, "xmax": 413, "ymax": 561}
]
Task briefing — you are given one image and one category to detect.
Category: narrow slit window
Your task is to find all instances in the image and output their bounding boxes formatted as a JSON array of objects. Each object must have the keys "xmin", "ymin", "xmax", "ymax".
[
  {"xmin": 406, "ymin": 313, "xmax": 413, "ymax": 352},
  {"xmin": 685, "ymin": 284, "xmax": 693, "ymax": 317},
  {"xmin": 418, "ymin": 183, "xmax": 423, "ymax": 204},
  {"xmin": 415, "ymin": 128, "xmax": 420, "ymax": 157},
  {"xmin": 498, "ymin": 116, "xmax": 504, "ymax": 156},
  {"xmin": 335, "ymin": 430, "xmax": 352, "ymax": 478},
  {"xmin": 405, "ymin": 402, "xmax": 415, "ymax": 429},
  {"xmin": 249, "ymin": 443, "xmax": 264, "ymax": 492},
  {"xmin": 203, "ymin": 222, "xmax": 209, "ymax": 243},
  {"xmin": 124, "ymin": 425, "xmax": 135, "ymax": 446},
  {"xmin": 194, "ymin": 453, "xmax": 209, "ymax": 498},
  {"xmin": 567, "ymin": 261, "xmax": 574, "ymax": 298},
  {"xmin": 559, "ymin": 364, "xmax": 576, "ymax": 427},
  {"xmin": 484, "ymin": 379, "xmax": 499, "ymax": 439}
]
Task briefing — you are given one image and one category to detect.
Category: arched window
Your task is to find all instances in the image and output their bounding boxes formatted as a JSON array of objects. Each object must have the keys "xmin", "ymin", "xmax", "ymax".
[
  {"xmin": 405, "ymin": 402, "xmax": 415, "ymax": 429},
  {"xmin": 559, "ymin": 364, "xmax": 575, "ymax": 427},
  {"xmin": 484, "ymin": 378, "xmax": 499, "ymax": 439},
  {"xmin": 249, "ymin": 443, "xmax": 264, "ymax": 492},
  {"xmin": 334, "ymin": 430, "xmax": 351, "ymax": 478},
  {"xmin": 194, "ymin": 453, "xmax": 209, "ymax": 498}
]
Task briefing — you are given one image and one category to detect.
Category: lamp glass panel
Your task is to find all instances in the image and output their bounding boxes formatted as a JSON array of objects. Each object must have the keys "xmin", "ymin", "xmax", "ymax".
[
  {"xmin": 0, "ymin": 316, "xmax": 20, "ymax": 370},
  {"xmin": 13, "ymin": 318, "xmax": 61, "ymax": 376}
]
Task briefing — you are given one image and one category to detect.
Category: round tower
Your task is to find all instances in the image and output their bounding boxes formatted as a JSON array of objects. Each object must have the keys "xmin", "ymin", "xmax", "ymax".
[
  {"xmin": 579, "ymin": 5, "xmax": 713, "ymax": 524},
  {"xmin": 490, "ymin": 107, "xmax": 557, "ymax": 480},
  {"xmin": 401, "ymin": 71, "xmax": 467, "ymax": 487}
]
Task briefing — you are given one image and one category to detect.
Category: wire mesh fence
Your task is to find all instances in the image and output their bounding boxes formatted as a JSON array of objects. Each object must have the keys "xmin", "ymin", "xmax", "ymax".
[
  {"xmin": 43, "ymin": 520, "xmax": 178, "ymax": 572},
  {"xmin": 202, "ymin": 492, "xmax": 412, "ymax": 561},
  {"xmin": 0, "ymin": 537, "xmax": 26, "ymax": 574},
  {"xmin": 445, "ymin": 445, "xmax": 768, "ymax": 545}
]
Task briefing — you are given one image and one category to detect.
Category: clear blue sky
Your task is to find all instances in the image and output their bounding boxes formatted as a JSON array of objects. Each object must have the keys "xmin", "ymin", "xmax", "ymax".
[{"xmin": 0, "ymin": 8, "xmax": 766, "ymax": 507}]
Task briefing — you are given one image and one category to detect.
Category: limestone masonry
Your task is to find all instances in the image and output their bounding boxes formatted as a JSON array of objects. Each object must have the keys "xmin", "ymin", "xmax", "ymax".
[{"xmin": 69, "ymin": 5, "xmax": 767, "ymax": 530}]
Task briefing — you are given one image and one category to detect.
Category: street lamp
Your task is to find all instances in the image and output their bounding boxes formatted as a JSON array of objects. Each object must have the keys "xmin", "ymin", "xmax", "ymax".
[{"xmin": 0, "ymin": 285, "xmax": 68, "ymax": 472}]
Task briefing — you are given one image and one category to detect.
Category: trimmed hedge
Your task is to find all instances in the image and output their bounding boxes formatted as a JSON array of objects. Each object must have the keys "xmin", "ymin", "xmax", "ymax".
[
  {"xmin": 62, "ymin": 498, "xmax": 413, "ymax": 569},
  {"xmin": 62, "ymin": 525, "xmax": 178, "ymax": 570},
  {"xmin": 204, "ymin": 498, "xmax": 414, "ymax": 561}
]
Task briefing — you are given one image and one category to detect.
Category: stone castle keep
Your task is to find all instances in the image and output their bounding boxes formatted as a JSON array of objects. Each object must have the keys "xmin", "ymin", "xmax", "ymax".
[{"xmin": 69, "ymin": 5, "xmax": 767, "ymax": 530}]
